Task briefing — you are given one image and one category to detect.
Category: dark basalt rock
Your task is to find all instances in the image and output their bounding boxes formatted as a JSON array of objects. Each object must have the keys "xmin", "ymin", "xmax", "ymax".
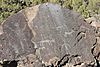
[
  {"xmin": 0, "ymin": 11, "xmax": 35, "ymax": 61},
  {"xmin": 0, "ymin": 3, "xmax": 99, "ymax": 67},
  {"xmin": 31, "ymin": 3, "xmax": 96, "ymax": 63}
]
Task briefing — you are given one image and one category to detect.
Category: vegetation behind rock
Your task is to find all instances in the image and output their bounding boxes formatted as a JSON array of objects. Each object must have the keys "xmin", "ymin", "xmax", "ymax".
[{"xmin": 0, "ymin": 0, "xmax": 100, "ymax": 22}]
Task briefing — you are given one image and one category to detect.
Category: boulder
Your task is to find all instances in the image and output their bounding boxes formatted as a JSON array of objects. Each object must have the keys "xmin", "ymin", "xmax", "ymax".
[
  {"xmin": 0, "ymin": 3, "xmax": 99, "ymax": 67},
  {"xmin": 28, "ymin": 3, "xmax": 96, "ymax": 63}
]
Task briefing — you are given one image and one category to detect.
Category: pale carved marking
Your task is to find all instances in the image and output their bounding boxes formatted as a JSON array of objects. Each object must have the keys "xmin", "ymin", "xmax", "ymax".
[
  {"xmin": 38, "ymin": 39, "xmax": 55, "ymax": 47},
  {"xmin": 64, "ymin": 30, "xmax": 74, "ymax": 37}
]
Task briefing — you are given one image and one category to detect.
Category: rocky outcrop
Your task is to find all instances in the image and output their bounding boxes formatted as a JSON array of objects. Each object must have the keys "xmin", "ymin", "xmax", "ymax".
[
  {"xmin": 0, "ymin": 3, "xmax": 99, "ymax": 67},
  {"xmin": 0, "ymin": 10, "xmax": 35, "ymax": 61}
]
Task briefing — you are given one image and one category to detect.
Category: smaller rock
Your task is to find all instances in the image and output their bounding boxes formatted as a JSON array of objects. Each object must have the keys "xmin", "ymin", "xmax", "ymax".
[{"xmin": 85, "ymin": 17, "xmax": 96, "ymax": 24}]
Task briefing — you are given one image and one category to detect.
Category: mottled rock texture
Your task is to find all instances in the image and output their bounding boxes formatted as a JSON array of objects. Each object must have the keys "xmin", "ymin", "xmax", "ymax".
[
  {"xmin": 0, "ymin": 3, "xmax": 99, "ymax": 67},
  {"xmin": 0, "ymin": 11, "xmax": 36, "ymax": 61}
]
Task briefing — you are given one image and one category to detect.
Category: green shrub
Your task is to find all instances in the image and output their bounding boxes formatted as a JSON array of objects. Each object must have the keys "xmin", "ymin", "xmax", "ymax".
[
  {"xmin": 0, "ymin": 0, "xmax": 100, "ymax": 22},
  {"xmin": 63, "ymin": 0, "xmax": 100, "ymax": 18}
]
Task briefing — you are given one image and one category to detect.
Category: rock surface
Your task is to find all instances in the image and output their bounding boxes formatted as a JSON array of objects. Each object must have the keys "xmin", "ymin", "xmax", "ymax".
[
  {"xmin": 0, "ymin": 3, "xmax": 99, "ymax": 67},
  {"xmin": 0, "ymin": 10, "xmax": 35, "ymax": 60}
]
